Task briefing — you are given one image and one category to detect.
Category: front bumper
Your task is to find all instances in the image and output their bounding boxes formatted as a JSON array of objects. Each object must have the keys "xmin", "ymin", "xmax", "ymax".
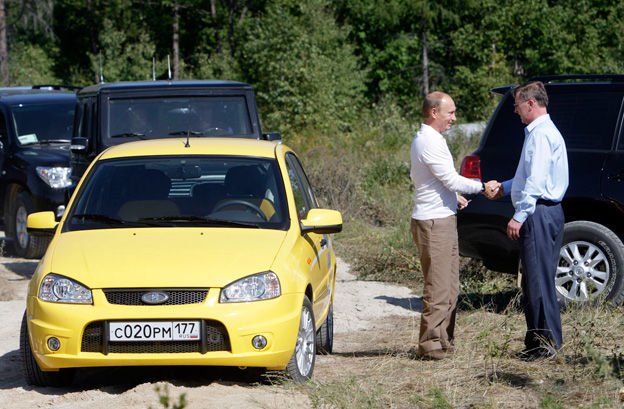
[{"xmin": 26, "ymin": 289, "xmax": 303, "ymax": 371}]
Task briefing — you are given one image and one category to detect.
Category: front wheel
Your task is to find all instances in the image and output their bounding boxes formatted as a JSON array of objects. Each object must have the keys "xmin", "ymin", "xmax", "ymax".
[
  {"xmin": 556, "ymin": 221, "xmax": 624, "ymax": 306},
  {"xmin": 20, "ymin": 312, "xmax": 74, "ymax": 387},
  {"xmin": 286, "ymin": 297, "xmax": 316, "ymax": 382},
  {"xmin": 7, "ymin": 191, "xmax": 49, "ymax": 258}
]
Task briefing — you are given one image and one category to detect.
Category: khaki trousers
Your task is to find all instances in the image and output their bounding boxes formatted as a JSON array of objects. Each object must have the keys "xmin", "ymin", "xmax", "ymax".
[{"xmin": 411, "ymin": 216, "xmax": 459, "ymax": 353}]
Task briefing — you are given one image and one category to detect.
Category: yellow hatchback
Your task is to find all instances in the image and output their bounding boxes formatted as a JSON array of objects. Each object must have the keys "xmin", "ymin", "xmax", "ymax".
[{"xmin": 21, "ymin": 137, "xmax": 342, "ymax": 386}]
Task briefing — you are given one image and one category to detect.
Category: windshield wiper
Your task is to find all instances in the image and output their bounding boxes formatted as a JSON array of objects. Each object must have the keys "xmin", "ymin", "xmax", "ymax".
[
  {"xmin": 110, "ymin": 132, "xmax": 146, "ymax": 138},
  {"xmin": 38, "ymin": 139, "xmax": 71, "ymax": 144},
  {"xmin": 168, "ymin": 130, "xmax": 204, "ymax": 136},
  {"xmin": 70, "ymin": 213, "xmax": 144, "ymax": 226},
  {"xmin": 138, "ymin": 215, "xmax": 261, "ymax": 228}
]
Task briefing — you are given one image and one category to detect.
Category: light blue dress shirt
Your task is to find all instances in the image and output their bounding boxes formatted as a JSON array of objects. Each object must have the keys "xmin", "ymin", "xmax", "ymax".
[{"xmin": 501, "ymin": 114, "xmax": 569, "ymax": 223}]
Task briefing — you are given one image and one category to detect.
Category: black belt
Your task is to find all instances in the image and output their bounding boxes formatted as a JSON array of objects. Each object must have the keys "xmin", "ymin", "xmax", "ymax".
[{"xmin": 536, "ymin": 199, "xmax": 560, "ymax": 206}]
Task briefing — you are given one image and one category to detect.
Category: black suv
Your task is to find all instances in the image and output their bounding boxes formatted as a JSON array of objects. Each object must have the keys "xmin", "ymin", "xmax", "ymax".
[
  {"xmin": 70, "ymin": 80, "xmax": 279, "ymax": 180},
  {"xmin": 458, "ymin": 75, "xmax": 624, "ymax": 306},
  {"xmin": 0, "ymin": 86, "xmax": 76, "ymax": 258}
]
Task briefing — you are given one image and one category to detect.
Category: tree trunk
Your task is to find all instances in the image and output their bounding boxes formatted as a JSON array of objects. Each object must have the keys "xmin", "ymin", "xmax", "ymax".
[
  {"xmin": 172, "ymin": 2, "xmax": 180, "ymax": 79},
  {"xmin": 210, "ymin": 0, "xmax": 221, "ymax": 53},
  {"xmin": 421, "ymin": 16, "xmax": 429, "ymax": 96},
  {"xmin": 0, "ymin": 0, "xmax": 8, "ymax": 85}
]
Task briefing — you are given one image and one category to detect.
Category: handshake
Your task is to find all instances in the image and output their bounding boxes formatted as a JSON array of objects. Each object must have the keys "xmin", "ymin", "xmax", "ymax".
[{"xmin": 483, "ymin": 180, "xmax": 503, "ymax": 200}]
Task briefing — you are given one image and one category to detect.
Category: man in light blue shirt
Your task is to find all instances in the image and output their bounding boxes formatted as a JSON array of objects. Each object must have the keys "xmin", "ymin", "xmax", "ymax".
[{"xmin": 495, "ymin": 81, "xmax": 568, "ymax": 360}]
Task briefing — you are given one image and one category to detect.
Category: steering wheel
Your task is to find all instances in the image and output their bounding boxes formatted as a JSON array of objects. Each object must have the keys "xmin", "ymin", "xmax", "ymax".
[{"xmin": 212, "ymin": 199, "xmax": 267, "ymax": 221}]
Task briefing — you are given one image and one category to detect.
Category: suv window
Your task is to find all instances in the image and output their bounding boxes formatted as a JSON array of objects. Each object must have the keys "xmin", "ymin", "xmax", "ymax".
[{"xmin": 548, "ymin": 90, "xmax": 622, "ymax": 151}]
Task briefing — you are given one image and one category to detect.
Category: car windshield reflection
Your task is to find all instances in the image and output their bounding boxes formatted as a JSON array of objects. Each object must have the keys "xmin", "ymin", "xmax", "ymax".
[{"xmin": 65, "ymin": 156, "xmax": 288, "ymax": 232}]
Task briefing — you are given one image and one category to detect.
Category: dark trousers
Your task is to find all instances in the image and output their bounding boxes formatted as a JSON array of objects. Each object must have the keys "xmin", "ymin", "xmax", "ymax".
[{"xmin": 519, "ymin": 202, "xmax": 565, "ymax": 350}]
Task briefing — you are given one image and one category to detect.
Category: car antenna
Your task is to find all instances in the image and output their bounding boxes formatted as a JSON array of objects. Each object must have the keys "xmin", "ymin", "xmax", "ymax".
[
  {"xmin": 184, "ymin": 131, "xmax": 191, "ymax": 148},
  {"xmin": 98, "ymin": 54, "xmax": 105, "ymax": 83},
  {"xmin": 152, "ymin": 56, "xmax": 156, "ymax": 81},
  {"xmin": 167, "ymin": 55, "xmax": 172, "ymax": 80}
]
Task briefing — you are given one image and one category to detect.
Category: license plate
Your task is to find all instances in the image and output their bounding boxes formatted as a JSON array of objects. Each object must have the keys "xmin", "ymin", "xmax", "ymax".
[{"xmin": 109, "ymin": 321, "xmax": 201, "ymax": 342}]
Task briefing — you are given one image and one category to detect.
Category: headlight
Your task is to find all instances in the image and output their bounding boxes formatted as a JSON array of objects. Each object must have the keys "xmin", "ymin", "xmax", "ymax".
[
  {"xmin": 39, "ymin": 273, "xmax": 93, "ymax": 304},
  {"xmin": 36, "ymin": 166, "xmax": 72, "ymax": 189},
  {"xmin": 220, "ymin": 271, "xmax": 281, "ymax": 303}
]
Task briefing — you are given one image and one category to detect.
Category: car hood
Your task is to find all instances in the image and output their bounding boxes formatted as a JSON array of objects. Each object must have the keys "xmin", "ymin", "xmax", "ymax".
[
  {"xmin": 46, "ymin": 228, "xmax": 288, "ymax": 288},
  {"xmin": 15, "ymin": 144, "xmax": 71, "ymax": 166}
]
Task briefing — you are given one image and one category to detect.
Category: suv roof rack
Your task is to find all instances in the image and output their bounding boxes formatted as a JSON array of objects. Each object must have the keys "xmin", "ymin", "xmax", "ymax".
[{"xmin": 530, "ymin": 74, "xmax": 624, "ymax": 83}]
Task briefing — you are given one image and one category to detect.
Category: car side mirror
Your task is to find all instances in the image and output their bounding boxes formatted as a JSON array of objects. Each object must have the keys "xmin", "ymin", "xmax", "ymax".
[
  {"xmin": 70, "ymin": 136, "xmax": 87, "ymax": 152},
  {"xmin": 262, "ymin": 132, "xmax": 282, "ymax": 141},
  {"xmin": 27, "ymin": 211, "xmax": 59, "ymax": 236},
  {"xmin": 300, "ymin": 208, "xmax": 342, "ymax": 235}
]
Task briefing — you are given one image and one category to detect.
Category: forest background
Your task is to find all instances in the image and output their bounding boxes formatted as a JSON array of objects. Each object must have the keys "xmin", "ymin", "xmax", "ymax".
[{"xmin": 4, "ymin": 0, "xmax": 624, "ymax": 280}]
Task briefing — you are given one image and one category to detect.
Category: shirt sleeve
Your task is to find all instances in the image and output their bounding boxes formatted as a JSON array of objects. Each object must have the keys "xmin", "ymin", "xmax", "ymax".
[{"xmin": 422, "ymin": 135, "xmax": 483, "ymax": 194}]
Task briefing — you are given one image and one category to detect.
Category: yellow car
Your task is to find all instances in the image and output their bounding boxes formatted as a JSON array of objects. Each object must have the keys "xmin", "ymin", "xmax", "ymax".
[{"xmin": 21, "ymin": 138, "xmax": 342, "ymax": 386}]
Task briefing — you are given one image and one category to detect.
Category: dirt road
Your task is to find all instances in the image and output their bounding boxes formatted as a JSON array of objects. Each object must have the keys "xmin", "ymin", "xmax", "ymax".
[{"xmin": 0, "ymin": 255, "xmax": 421, "ymax": 408}]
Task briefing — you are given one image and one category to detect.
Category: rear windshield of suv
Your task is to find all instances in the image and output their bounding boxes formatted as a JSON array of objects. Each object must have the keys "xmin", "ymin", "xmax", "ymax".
[
  {"xmin": 548, "ymin": 90, "xmax": 622, "ymax": 151},
  {"xmin": 485, "ymin": 89, "xmax": 622, "ymax": 152}
]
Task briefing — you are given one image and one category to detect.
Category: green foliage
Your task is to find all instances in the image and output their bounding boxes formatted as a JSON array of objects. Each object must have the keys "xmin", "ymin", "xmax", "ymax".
[
  {"xmin": 149, "ymin": 384, "xmax": 187, "ymax": 409},
  {"xmin": 409, "ymin": 387, "xmax": 453, "ymax": 409},
  {"xmin": 239, "ymin": 0, "xmax": 367, "ymax": 135},
  {"xmin": 8, "ymin": 42, "xmax": 59, "ymax": 85},
  {"xmin": 88, "ymin": 18, "xmax": 156, "ymax": 83}
]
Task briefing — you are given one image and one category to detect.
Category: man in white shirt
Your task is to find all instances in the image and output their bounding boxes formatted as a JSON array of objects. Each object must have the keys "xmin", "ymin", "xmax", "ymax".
[{"xmin": 410, "ymin": 91, "xmax": 497, "ymax": 360}]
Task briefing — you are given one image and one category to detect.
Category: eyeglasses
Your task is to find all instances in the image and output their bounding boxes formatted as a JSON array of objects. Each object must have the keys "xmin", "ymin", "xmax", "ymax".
[
  {"xmin": 514, "ymin": 100, "xmax": 528, "ymax": 108},
  {"xmin": 513, "ymin": 99, "xmax": 531, "ymax": 108}
]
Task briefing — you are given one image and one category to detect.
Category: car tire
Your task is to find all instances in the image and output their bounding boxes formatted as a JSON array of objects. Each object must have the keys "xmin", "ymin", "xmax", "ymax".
[
  {"xmin": 286, "ymin": 296, "xmax": 316, "ymax": 382},
  {"xmin": 315, "ymin": 301, "xmax": 333, "ymax": 354},
  {"xmin": 556, "ymin": 221, "xmax": 624, "ymax": 306},
  {"xmin": 20, "ymin": 312, "xmax": 74, "ymax": 387},
  {"xmin": 8, "ymin": 191, "xmax": 49, "ymax": 259}
]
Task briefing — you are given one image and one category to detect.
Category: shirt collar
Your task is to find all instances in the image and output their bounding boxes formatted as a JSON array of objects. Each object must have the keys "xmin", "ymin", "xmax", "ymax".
[
  {"xmin": 421, "ymin": 123, "xmax": 443, "ymax": 139},
  {"xmin": 525, "ymin": 113, "xmax": 551, "ymax": 134}
]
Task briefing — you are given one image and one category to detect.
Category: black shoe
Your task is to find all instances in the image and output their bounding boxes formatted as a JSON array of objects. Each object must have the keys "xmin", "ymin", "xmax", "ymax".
[{"xmin": 516, "ymin": 346, "xmax": 557, "ymax": 361}]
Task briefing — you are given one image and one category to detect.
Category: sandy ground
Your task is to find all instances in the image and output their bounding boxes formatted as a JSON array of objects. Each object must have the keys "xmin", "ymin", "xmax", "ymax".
[{"xmin": 0, "ymin": 255, "xmax": 422, "ymax": 408}]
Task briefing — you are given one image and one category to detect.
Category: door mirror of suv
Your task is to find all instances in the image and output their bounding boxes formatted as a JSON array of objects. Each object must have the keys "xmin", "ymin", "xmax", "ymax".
[
  {"xmin": 70, "ymin": 137, "xmax": 87, "ymax": 151},
  {"xmin": 262, "ymin": 132, "xmax": 282, "ymax": 141},
  {"xmin": 300, "ymin": 208, "xmax": 343, "ymax": 234}
]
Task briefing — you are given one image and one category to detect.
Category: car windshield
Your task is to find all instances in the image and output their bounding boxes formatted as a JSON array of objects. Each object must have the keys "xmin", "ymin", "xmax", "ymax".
[
  {"xmin": 64, "ymin": 155, "xmax": 288, "ymax": 232},
  {"xmin": 106, "ymin": 96, "xmax": 253, "ymax": 143},
  {"xmin": 11, "ymin": 101, "xmax": 75, "ymax": 145}
]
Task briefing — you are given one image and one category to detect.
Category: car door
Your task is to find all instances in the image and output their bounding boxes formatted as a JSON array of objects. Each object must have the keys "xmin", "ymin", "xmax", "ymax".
[
  {"xmin": 602, "ymin": 121, "xmax": 624, "ymax": 207},
  {"xmin": 285, "ymin": 153, "xmax": 333, "ymax": 319}
]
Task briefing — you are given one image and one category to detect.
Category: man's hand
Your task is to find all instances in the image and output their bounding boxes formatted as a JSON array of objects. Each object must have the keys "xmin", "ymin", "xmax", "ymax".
[
  {"xmin": 506, "ymin": 218, "xmax": 523, "ymax": 240},
  {"xmin": 457, "ymin": 194, "xmax": 470, "ymax": 210},
  {"xmin": 483, "ymin": 180, "xmax": 503, "ymax": 199}
]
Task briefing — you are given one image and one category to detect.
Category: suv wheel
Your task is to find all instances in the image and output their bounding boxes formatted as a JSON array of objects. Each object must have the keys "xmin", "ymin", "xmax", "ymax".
[
  {"xmin": 7, "ymin": 191, "xmax": 49, "ymax": 259},
  {"xmin": 556, "ymin": 221, "xmax": 624, "ymax": 306}
]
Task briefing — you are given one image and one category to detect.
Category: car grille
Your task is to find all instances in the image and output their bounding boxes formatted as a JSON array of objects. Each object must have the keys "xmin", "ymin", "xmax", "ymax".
[
  {"xmin": 103, "ymin": 289, "xmax": 209, "ymax": 306},
  {"xmin": 81, "ymin": 320, "xmax": 230, "ymax": 354}
]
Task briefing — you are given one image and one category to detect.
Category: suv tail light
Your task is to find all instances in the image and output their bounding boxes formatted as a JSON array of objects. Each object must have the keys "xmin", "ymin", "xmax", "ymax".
[{"xmin": 460, "ymin": 154, "xmax": 482, "ymax": 180}]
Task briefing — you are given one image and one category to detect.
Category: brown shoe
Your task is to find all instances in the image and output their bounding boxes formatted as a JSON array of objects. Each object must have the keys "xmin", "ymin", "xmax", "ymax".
[{"xmin": 419, "ymin": 349, "xmax": 448, "ymax": 360}]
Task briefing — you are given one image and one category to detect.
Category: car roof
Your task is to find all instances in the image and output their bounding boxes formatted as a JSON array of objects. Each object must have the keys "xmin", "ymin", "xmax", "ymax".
[
  {"xmin": 491, "ymin": 74, "xmax": 624, "ymax": 95},
  {"xmin": 0, "ymin": 87, "xmax": 77, "ymax": 104},
  {"xmin": 79, "ymin": 80, "xmax": 252, "ymax": 95},
  {"xmin": 97, "ymin": 137, "xmax": 282, "ymax": 161}
]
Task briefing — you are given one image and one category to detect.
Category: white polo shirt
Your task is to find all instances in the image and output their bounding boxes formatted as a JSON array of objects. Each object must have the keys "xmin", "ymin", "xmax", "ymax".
[{"xmin": 410, "ymin": 124, "xmax": 482, "ymax": 220}]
